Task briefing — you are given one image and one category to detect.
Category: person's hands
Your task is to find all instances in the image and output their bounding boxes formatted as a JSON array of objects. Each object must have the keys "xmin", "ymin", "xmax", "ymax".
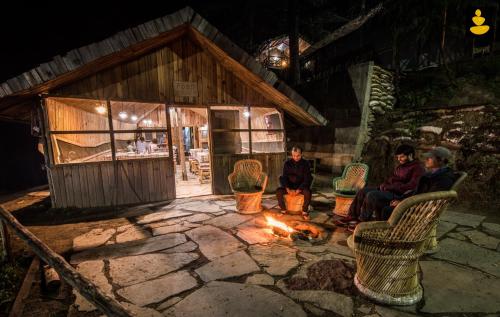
[
  {"xmin": 390, "ymin": 200, "xmax": 400, "ymax": 207},
  {"xmin": 286, "ymin": 188, "xmax": 292, "ymax": 195},
  {"xmin": 296, "ymin": 189, "xmax": 302, "ymax": 194}
]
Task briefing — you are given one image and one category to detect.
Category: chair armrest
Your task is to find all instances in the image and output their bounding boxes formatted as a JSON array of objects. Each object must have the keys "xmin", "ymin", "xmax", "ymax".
[
  {"xmin": 332, "ymin": 177, "xmax": 343, "ymax": 191},
  {"xmin": 228, "ymin": 172, "xmax": 237, "ymax": 192}
]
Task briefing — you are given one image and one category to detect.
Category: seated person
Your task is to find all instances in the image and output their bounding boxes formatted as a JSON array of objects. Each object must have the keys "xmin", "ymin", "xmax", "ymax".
[
  {"xmin": 337, "ymin": 144, "xmax": 425, "ymax": 225},
  {"xmin": 380, "ymin": 146, "xmax": 456, "ymax": 220},
  {"xmin": 276, "ymin": 146, "xmax": 313, "ymax": 220}
]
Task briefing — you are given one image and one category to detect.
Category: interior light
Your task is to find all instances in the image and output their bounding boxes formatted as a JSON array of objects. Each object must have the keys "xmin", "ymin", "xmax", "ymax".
[
  {"xmin": 95, "ymin": 106, "xmax": 107, "ymax": 114},
  {"xmin": 243, "ymin": 109, "xmax": 251, "ymax": 118},
  {"xmin": 119, "ymin": 111, "xmax": 128, "ymax": 119},
  {"xmin": 131, "ymin": 115, "xmax": 138, "ymax": 121}
]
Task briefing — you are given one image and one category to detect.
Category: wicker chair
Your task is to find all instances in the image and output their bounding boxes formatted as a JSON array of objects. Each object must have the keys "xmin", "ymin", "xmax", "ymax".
[
  {"xmin": 347, "ymin": 190, "xmax": 457, "ymax": 305},
  {"xmin": 426, "ymin": 171, "xmax": 467, "ymax": 253},
  {"xmin": 332, "ymin": 163, "xmax": 369, "ymax": 217},
  {"xmin": 228, "ymin": 159, "xmax": 268, "ymax": 214}
]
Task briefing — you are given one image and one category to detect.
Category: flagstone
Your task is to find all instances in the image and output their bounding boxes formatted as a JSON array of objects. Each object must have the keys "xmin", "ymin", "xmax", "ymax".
[
  {"xmin": 117, "ymin": 271, "xmax": 197, "ymax": 306},
  {"xmin": 137, "ymin": 210, "xmax": 193, "ymax": 225},
  {"xmin": 73, "ymin": 228, "xmax": 115, "ymax": 252},
  {"xmin": 186, "ymin": 225, "xmax": 246, "ymax": 260},
  {"xmin": 195, "ymin": 251, "xmax": 259, "ymax": 282},
  {"xmin": 249, "ymin": 244, "xmax": 298, "ymax": 276},
  {"xmin": 461, "ymin": 230, "xmax": 500, "ymax": 250},
  {"xmin": 71, "ymin": 233, "xmax": 186, "ymax": 264},
  {"xmin": 245, "ymin": 273, "xmax": 274, "ymax": 285},
  {"xmin": 164, "ymin": 281, "xmax": 307, "ymax": 317},
  {"xmin": 421, "ymin": 261, "xmax": 500, "ymax": 313},
  {"xmin": 440, "ymin": 211, "xmax": 485, "ymax": 228},
  {"xmin": 205, "ymin": 213, "xmax": 252, "ymax": 229},
  {"xmin": 431, "ymin": 238, "xmax": 500, "ymax": 277},
  {"xmin": 109, "ymin": 252, "xmax": 199, "ymax": 287},
  {"xmin": 73, "ymin": 260, "xmax": 113, "ymax": 312}
]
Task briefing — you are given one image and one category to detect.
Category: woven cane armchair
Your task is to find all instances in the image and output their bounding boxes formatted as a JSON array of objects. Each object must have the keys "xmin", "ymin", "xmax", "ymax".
[
  {"xmin": 426, "ymin": 171, "xmax": 467, "ymax": 253},
  {"xmin": 347, "ymin": 190, "xmax": 457, "ymax": 305},
  {"xmin": 228, "ymin": 159, "xmax": 268, "ymax": 214},
  {"xmin": 332, "ymin": 163, "xmax": 369, "ymax": 216}
]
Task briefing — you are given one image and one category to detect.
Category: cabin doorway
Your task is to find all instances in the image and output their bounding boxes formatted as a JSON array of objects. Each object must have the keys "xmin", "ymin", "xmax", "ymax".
[{"xmin": 169, "ymin": 106, "xmax": 212, "ymax": 198}]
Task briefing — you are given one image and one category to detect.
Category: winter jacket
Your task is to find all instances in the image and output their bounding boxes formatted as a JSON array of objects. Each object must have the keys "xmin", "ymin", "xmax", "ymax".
[
  {"xmin": 279, "ymin": 158, "xmax": 312, "ymax": 190},
  {"xmin": 379, "ymin": 160, "xmax": 425, "ymax": 196}
]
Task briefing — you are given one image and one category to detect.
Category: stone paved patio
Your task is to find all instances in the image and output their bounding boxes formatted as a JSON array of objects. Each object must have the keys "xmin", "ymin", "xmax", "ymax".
[{"xmin": 67, "ymin": 193, "xmax": 500, "ymax": 317}]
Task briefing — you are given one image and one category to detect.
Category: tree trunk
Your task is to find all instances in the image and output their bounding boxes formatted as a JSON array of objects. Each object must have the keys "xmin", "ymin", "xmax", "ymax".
[{"xmin": 288, "ymin": 0, "xmax": 300, "ymax": 85}]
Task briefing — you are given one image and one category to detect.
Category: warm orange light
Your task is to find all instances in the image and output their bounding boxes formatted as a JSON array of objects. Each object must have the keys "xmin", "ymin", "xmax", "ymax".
[{"xmin": 265, "ymin": 216, "xmax": 294, "ymax": 233}]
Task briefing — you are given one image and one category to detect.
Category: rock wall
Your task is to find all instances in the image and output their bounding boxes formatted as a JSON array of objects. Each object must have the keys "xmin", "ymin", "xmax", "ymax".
[{"xmin": 361, "ymin": 104, "xmax": 500, "ymax": 207}]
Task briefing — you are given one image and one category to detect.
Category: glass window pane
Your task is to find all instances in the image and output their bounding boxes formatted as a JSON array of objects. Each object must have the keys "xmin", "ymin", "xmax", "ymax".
[
  {"xmin": 251, "ymin": 131, "xmax": 285, "ymax": 153},
  {"xmin": 111, "ymin": 101, "xmax": 167, "ymax": 130},
  {"xmin": 46, "ymin": 97, "xmax": 109, "ymax": 131},
  {"xmin": 212, "ymin": 131, "xmax": 250, "ymax": 154},
  {"xmin": 251, "ymin": 107, "xmax": 283, "ymax": 130},
  {"xmin": 210, "ymin": 106, "xmax": 249, "ymax": 129},
  {"xmin": 51, "ymin": 133, "xmax": 112, "ymax": 164},
  {"xmin": 114, "ymin": 131, "xmax": 170, "ymax": 160}
]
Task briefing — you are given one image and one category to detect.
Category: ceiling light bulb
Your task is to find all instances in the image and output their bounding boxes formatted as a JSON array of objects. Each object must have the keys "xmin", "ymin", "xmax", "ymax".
[
  {"xmin": 243, "ymin": 110, "xmax": 250, "ymax": 118},
  {"xmin": 95, "ymin": 106, "xmax": 107, "ymax": 114},
  {"xmin": 118, "ymin": 111, "xmax": 128, "ymax": 119},
  {"xmin": 131, "ymin": 115, "xmax": 138, "ymax": 121}
]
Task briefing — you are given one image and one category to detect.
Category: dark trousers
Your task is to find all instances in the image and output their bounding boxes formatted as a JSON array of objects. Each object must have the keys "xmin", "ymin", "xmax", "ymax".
[
  {"xmin": 276, "ymin": 187, "xmax": 311, "ymax": 212},
  {"xmin": 348, "ymin": 187, "xmax": 397, "ymax": 221}
]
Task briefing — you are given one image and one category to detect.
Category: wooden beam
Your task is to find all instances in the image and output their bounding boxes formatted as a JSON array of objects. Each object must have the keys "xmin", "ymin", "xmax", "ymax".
[
  {"xmin": 301, "ymin": 3, "xmax": 383, "ymax": 60},
  {"xmin": 8, "ymin": 257, "xmax": 39, "ymax": 317},
  {"xmin": 7, "ymin": 25, "xmax": 189, "ymax": 98},
  {"xmin": 0, "ymin": 206, "xmax": 134, "ymax": 316}
]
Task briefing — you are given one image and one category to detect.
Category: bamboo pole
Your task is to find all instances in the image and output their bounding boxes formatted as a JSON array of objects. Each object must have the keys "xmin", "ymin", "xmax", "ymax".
[{"xmin": 0, "ymin": 206, "xmax": 134, "ymax": 316}]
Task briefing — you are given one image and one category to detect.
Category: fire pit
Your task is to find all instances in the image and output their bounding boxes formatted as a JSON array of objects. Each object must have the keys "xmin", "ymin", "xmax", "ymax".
[{"xmin": 264, "ymin": 215, "xmax": 327, "ymax": 242}]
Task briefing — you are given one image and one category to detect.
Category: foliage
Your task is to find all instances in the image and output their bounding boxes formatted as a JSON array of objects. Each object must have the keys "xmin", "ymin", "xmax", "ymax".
[{"xmin": 0, "ymin": 260, "xmax": 23, "ymax": 314}]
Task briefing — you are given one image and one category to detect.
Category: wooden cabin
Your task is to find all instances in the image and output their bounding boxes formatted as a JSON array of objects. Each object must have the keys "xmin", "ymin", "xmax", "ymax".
[{"xmin": 0, "ymin": 7, "xmax": 326, "ymax": 208}]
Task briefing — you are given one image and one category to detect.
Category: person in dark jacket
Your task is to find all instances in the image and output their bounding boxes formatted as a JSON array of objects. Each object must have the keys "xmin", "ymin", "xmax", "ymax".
[
  {"xmin": 277, "ymin": 146, "xmax": 313, "ymax": 220},
  {"xmin": 337, "ymin": 144, "xmax": 425, "ymax": 225},
  {"xmin": 380, "ymin": 146, "xmax": 456, "ymax": 220}
]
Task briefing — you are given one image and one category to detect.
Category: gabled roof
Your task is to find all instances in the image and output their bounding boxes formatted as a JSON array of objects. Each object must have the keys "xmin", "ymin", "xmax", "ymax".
[{"xmin": 0, "ymin": 7, "xmax": 327, "ymax": 126}]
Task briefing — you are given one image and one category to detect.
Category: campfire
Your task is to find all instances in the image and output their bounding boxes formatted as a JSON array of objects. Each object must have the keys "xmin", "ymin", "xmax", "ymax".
[{"xmin": 265, "ymin": 216, "xmax": 325, "ymax": 242}]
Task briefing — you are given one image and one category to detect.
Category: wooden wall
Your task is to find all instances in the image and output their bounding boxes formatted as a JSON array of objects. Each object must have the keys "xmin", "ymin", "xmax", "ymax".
[
  {"xmin": 48, "ymin": 157, "xmax": 175, "ymax": 208},
  {"xmin": 212, "ymin": 153, "xmax": 286, "ymax": 194},
  {"xmin": 52, "ymin": 35, "xmax": 275, "ymax": 107}
]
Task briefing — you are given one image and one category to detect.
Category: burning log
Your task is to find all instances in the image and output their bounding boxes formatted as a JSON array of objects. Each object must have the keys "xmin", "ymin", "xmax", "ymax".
[{"xmin": 272, "ymin": 226, "xmax": 291, "ymax": 237}]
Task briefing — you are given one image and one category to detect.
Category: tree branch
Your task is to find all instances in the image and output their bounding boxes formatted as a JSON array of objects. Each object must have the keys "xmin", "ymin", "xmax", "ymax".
[{"xmin": 301, "ymin": 3, "xmax": 384, "ymax": 60}]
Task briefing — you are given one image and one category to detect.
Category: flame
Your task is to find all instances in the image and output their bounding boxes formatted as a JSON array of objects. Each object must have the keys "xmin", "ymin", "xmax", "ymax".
[{"xmin": 265, "ymin": 216, "xmax": 294, "ymax": 233}]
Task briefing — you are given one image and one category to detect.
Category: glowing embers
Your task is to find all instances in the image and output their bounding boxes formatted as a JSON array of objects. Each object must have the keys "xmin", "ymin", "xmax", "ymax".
[{"xmin": 264, "ymin": 215, "xmax": 327, "ymax": 242}]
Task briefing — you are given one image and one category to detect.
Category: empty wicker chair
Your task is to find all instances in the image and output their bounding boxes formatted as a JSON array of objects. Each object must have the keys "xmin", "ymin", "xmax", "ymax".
[
  {"xmin": 426, "ymin": 171, "xmax": 467, "ymax": 253},
  {"xmin": 228, "ymin": 159, "xmax": 268, "ymax": 214},
  {"xmin": 332, "ymin": 163, "xmax": 369, "ymax": 217},
  {"xmin": 347, "ymin": 190, "xmax": 457, "ymax": 305}
]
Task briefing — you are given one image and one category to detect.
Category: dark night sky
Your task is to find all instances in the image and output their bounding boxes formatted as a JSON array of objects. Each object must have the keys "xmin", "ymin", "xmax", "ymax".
[
  {"xmin": 0, "ymin": 0, "xmax": 363, "ymax": 83},
  {"xmin": 0, "ymin": 1, "xmax": 285, "ymax": 82}
]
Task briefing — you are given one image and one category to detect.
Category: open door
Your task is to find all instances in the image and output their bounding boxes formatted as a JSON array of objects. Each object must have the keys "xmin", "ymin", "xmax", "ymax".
[{"xmin": 169, "ymin": 106, "xmax": 212, "ymax": 198}]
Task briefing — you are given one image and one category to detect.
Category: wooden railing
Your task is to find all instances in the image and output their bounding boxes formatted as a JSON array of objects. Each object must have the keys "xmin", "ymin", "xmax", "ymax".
[{"xmin": 0, "ymin": 206, "xmax": 135, "ymax": 316}]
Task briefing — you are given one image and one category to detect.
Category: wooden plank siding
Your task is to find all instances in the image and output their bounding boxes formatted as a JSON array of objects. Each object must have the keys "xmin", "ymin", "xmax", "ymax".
[
  {"xmin": 49, "ymin": 158, "xmax": 174, "ymax": 208},
  {"xmin": 52, "ymin": 36, "xmax": 275, "ymax": 107},
  {"xmin": 212, "ymin": 152, "xmax": 286, "ymax": 195}
]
